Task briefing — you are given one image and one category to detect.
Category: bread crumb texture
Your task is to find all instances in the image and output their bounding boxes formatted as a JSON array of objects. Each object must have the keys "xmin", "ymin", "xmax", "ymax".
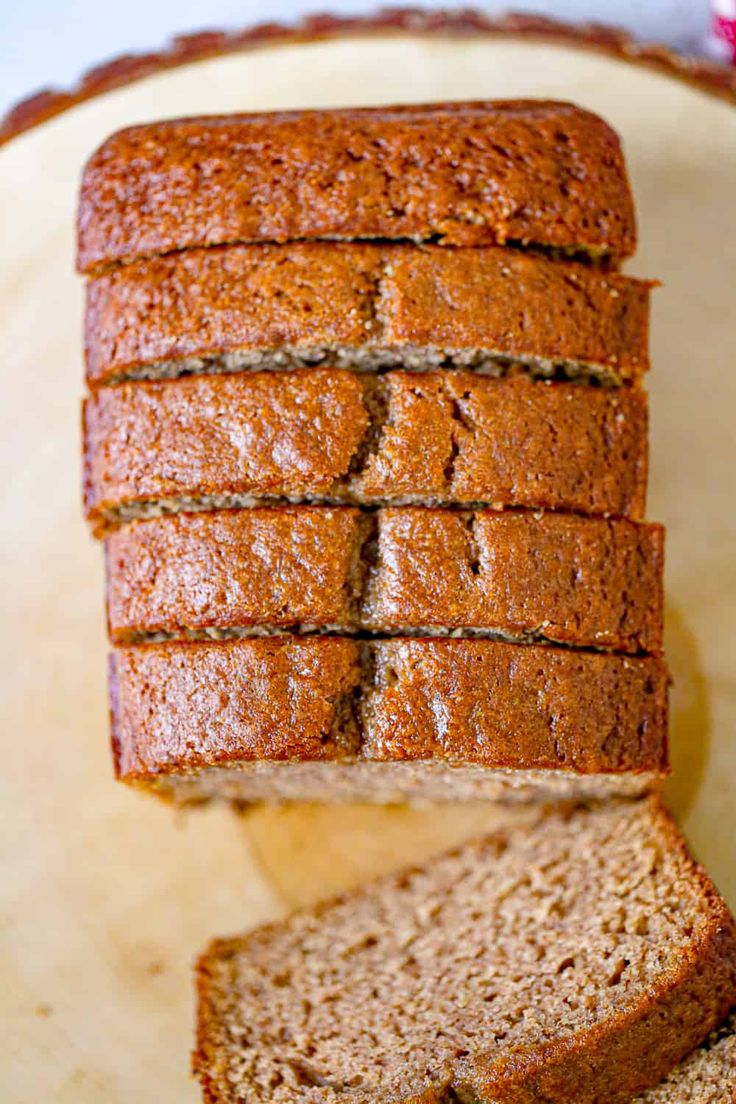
[{"xmin": 194, "ymin": 798, "xmax": 736, "ymax": 1102}]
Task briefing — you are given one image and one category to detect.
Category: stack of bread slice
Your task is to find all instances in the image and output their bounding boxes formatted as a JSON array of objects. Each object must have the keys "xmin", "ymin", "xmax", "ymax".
[
  {"xmin": 81, "ymin": 101, "xmax": 669, "ymax": 807},
  {"xmin": 78, "ymin": 101, "xmax": 736, "ymax": 1102}
]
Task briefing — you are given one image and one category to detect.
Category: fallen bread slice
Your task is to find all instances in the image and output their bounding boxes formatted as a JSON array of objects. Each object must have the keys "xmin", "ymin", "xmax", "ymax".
[
  {"xmin": 84, "ymin": 243, "xmax": 652, "ymax": 387},
  {"xmin": 105, "ymin": 507, "xmax": 664, "ymax": 655},
  {"xmin": 77, "ymin": 100, "xmax": 636, "ymax": 273},
  {"xmin": 636, "ymin": 1010, "xmax": 736, "ymax": 1102},
  {"xmin": 84, "ymin": 371, "xmax": 648, "ymax": 534},
  {"xmin": 194, "ymin": 797, "xmax": 736, "ymax": 1103},
  {"xmin": 110, "ymin": 637, "xmax": 668, "ymax": 804}
]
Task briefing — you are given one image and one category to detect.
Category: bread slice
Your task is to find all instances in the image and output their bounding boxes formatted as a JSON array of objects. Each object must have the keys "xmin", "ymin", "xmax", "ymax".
[
  {"xmin": 77, "ymin": 100, "xmax": 636, "ymax": 273},
  {"xmin": 105, "ymin": 508, "xmax": 664, "ymax": 655},
  {"xmin": 636, "ymin": 1011, "xmax": 736, "ymax": 1102},
  {"xmin": 194, "ymin": 797, "xmax": 736, "ymax": 1103},
  {"xmin": 110, "ymin": 636, "xmax": 668, "ymax": 804},
  {"xmin": 84, "ymin": 371, "xmax": 649, "ymax": 534},
  {"xmin": 635, "ymin": 1011, "xmax": 732, "ymax": 1099},
  {"xmin": 83, "ymin": 242, "xmax": 652, "ymax": 387}
]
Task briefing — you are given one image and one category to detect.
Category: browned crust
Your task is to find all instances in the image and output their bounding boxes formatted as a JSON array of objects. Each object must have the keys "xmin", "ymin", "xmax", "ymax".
[
  {"xmin": 362, "ymin": 638, "xmax": 667, "ymax": 769},
  {"xmin": 84, "ymin": 242, "xmax": 653, "ymax": 387},
  {"xmin": 76, "ymin": 99, "xmax": 637, "ymax": 272},
  {"xmin": 83, "ymin": 370, "xmax": 649, "ymax": 530},
  {"xmin": 82, "ymin": 368, "xmax": 369, "ymax": 529},
  {"xmin": 109, "ymin": 636, "xmax": 364, "ymax": 777},
  {"xmin": 105, "ymin": 506, "xmax": 367, "ymax": 641},
  {"xmin": 194, "ymin": 947, "xmax": 234, "ymax": 1104},
  {"xmin": 110, "ymin": 636, "xmax": 668, "ymax": 782},
  {"xmin": 104, "ymin": 507, "xmax": 665, "ymax": 655},
  {"xmin": 192, "ymin": 797, "xmax": 736, "ymax": 1104},
  {"xmin": 3, "ymin": 10, "xmax": 735, "ymax": 149}
]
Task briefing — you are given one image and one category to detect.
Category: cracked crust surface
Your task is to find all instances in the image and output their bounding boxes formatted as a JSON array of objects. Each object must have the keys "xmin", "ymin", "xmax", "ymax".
[
  {"xmin": 77, "ymin": 100, "xmax": 636, "ymax": 273},
  {"xmin": 109, "ymin": 636, "xmax": 668, "ymax": 791},
  {"xmin": 83, "ymin": 371, "xmax": 649, "ymax": 532},
  {"xmin": 83, "ymin": 242, "xmax": 651, "ymax": 387},
  {"xmin": 193, "ymin": 797, "xmax": 736, "ymax": 1103},
  {"xmin": 104, "ymin": 507, "xmax": 664, "ymax": 655}
]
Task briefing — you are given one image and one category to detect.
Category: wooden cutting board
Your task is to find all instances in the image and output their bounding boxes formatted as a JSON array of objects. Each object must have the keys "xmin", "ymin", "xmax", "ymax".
[{"xmin": 1, "ymin": 23, "xmax": 735, "ymax": 1102}]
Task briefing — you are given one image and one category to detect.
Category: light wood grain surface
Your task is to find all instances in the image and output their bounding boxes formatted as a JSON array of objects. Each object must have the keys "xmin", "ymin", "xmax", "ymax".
[{"xmin": 1, "ymin": 36, "xmax": 735, "ymax": 1102}]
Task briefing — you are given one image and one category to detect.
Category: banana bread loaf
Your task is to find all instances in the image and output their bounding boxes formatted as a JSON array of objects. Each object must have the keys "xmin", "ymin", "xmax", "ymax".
[
  {"xmin": 194, "ymin": 797, "xmax": 736, "ymax": 1103},
  {"xmin": 77, "ymin": 100, "xmax": 636, "ymax": 273},
  {"xmin": 104, "ymin": 507, "xmax": 664, "ymax": 655},
  {"xmin": 84, "ymin": 371, "xmax": 649, "ymax": 534},
  {"xmin": 110, "ymin": 636, "xmax": 668, "ymax": 804},
  {"xmin": 637, "ymin": 1011, "xmax": 736, "ymax": 1102},
  {"xmin": 84, "ymin": 242, "xmax": 652, "ymax": 387}
]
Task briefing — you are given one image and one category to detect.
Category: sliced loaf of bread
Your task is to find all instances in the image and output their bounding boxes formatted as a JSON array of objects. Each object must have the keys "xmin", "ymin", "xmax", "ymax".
[
  {"xmin": 84, "ymin": 371, "xmax": 649, "ymax": 533},
  {"xmin": 84, "ymin": 243, "xmax": 651, "ymax": 387},
  {"xmin": 194, "ymin": 797, "xmax": 736, "ymax": 1103},
  {"xmin": 104, "ymin": 508, "xmax": 664, "ymax": 655},
  {"xmin": 110, "ymin": 636, "xmax": 668, "ymax": 804},
  {"xmin": 77, "ymin": 100, "xmax": 636, "ymax": 272}
]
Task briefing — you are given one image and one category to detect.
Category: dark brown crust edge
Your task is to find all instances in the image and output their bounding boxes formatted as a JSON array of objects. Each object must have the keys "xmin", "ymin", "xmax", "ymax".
[
  {"xmin": 191, "ymin": 797, "xmax": 736, "ymax": 1104},
  {"xmin": 2, "ymin": 9, "xmax": 735, "ymax": 148},
  {"xmin": 107, "ymin": 638, "xmax": 670, "ymax": 781}
]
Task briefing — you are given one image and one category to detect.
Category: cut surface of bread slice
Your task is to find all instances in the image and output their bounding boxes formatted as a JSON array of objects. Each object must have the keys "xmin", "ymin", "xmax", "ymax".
[
  {"xmin": 110, "ymin": 636, "xmax": 668, "ymax": 804},
  {"xmin": 635, "ymin": 1010, "xmax": 736, "ymax": 1102},
  {"xmin": 105, "ymin": 507, "xmax": 664, "ymax": 655},
  {"xmin": 77, "ymin": 100, "xmax": 636, "ymax": 273},
  {"xmin": 84, "ymin": 243, "xmax": 652, "ymax": 387},
  {"xmin": 84, "ymin": 371, "xmax": 649, "ymax": 533},
  {"xmin": 194, "ymin": 797, "xmax": 736, "ymax": 1103}
]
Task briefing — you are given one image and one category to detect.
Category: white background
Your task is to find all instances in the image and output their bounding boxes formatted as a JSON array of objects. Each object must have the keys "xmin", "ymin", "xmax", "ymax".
[{"xmin": 0, "ymin": 1, "xmax": 713, "ymax": 118}]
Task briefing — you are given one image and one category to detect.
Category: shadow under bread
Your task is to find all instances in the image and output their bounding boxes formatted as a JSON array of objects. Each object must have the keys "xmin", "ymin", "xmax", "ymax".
[{"xmin": 662, "ymin": 602, "xmax": 710, "ymax": 820}]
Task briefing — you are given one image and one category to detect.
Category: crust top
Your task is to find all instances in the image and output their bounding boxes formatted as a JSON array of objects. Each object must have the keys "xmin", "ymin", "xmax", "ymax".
[{"xmin": 77, "ymin": 100, "xmax": 636, "ymax": 272}]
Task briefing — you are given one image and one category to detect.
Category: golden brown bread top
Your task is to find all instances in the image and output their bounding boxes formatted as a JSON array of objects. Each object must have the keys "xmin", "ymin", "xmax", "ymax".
[
  {"xmin": 364, "ymin": 638, "xmax": 667, "ymax": 767},
  {"xmin": 110, "ymin": 637, "xmax": 668, "ymax": 781},
  {"xmin": 83, "ymin": 242, "xmax": 652, "ymax": 387},
  {"xmin": 110, "ymin": 637, "xmax": 362, "ymax": 774},
  {"xmin": 84, "ymin": 370, "xmax": 649, "ymax": 531},
  {"xmin": 105, "ymin": 507, "xmax": 664, "ymax": 655},
  {"xmin": 365, "ymin": 509, "xmax": 663, "ymax": 654},
  {"xmin": 105, "ymin": 507, "xmax": 368, "ymax": 641},
  {"xmin": 77, "ymin": 101, "xmax": 636, "ymax": 273}
]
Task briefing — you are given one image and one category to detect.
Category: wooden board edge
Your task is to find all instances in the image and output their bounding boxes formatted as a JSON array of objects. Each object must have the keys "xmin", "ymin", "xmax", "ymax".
[{"xmin": 2, "ymin": 7, "xmax": 736, "ymax": 147}]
